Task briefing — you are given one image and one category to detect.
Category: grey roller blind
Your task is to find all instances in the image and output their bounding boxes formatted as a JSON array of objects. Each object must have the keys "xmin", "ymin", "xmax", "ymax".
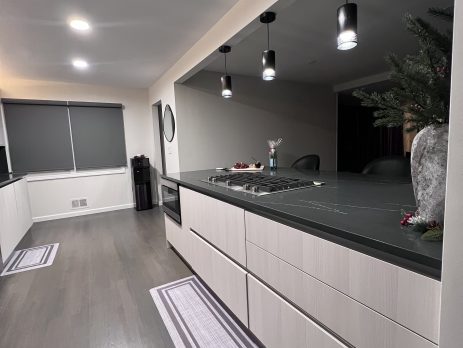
[
  {"xmin": 2, "ymin": 101, "xmax": 74, "ymax": 173},
  {"xmin": 69, "ymin": 103, "xmax": 127, "ymax": 169}
]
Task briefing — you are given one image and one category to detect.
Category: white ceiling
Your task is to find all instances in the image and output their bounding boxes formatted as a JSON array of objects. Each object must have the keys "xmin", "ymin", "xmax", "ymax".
[
  {"xmin": 0, "ymin": 0, "xmax": 238, "ymax": 88},
  {"xmin": 205, "ymin": 0, "xmax": 454, "ymax": 86}
]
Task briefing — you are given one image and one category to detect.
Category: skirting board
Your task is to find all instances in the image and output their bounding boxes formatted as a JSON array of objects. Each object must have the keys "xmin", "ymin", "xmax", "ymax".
[{"xmin": 32, "ymin": 203, "xmax": 136, "ymax": 222}]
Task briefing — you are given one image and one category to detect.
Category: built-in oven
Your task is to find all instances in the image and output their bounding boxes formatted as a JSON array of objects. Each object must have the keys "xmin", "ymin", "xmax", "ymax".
[{"xmin": 161, "ymin": 178, "xmax": 181, "ymax": 224}]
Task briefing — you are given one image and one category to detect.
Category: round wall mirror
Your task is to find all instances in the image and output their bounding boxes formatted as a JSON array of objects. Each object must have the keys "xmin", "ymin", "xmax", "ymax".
[{"xmin": 163, "ymin": 104, "xmax": 175, "ymax": 142}]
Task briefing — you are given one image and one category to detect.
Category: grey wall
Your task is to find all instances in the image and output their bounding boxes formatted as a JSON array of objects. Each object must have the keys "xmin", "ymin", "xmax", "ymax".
[{"xmin": 175, "ymin": 70, "xmax": 337, "ymax": 172}]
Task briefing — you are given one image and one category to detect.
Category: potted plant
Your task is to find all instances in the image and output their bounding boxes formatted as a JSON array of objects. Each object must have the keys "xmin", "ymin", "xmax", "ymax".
[{"xmin": 353, "ymin": 8, "xmax": 453, "ymax": 240}]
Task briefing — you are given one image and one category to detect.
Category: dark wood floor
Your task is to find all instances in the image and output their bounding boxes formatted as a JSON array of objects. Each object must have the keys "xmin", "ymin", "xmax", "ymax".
[{"xmin": 0, "ymin": 207, "xmax": 192, "ymax": 348}]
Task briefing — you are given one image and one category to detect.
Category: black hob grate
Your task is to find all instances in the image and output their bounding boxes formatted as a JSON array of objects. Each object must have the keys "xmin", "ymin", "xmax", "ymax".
[{"xmin": 205, "ymin": 172, "xmax": 316, "ymax": 193}]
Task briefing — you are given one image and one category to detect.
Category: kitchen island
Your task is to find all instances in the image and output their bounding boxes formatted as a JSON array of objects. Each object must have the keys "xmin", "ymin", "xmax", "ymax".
[
  {"xmin": 164, "ymin": 169, "xmax": 441, "ymax": 277},
  {"xmin": 162, "ymin": 169, "xmax": 442, "ymax": 348}
]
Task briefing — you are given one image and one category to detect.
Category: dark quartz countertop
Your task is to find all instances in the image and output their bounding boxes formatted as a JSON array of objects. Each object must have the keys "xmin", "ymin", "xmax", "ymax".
[
  {"xmin": 0, "ymin": 174, "xmax": 23, "ymax": 189},
  {"xmin": 162, "ymin": 168, "xmax": 442, "ymax": 279}
]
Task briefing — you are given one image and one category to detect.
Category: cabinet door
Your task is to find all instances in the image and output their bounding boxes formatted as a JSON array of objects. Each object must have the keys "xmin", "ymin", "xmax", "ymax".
[
  {"xmin": 248, "ymin": 275, "xmax": 347, "ymax": 348},
  {"xmin": 14, "ymin": 179, "xmax": 33, "ymax": 234},
  {"xmin": 247, "ymin": 241, "xmax": 436, "ymax": 348},
  {"xmin": 0, "ymin": 184, "xmax": 20, "ymax": 262},
  {"xmin": 245, "ymin": 212, "xmax": 441, "ymax": 343},
  {"xmin": 188, "ymin": 230, "xmax": 248, "ymax": 326},
  {"xmin": 164, "ymin": 214, "xmax": 190, "ymax": 262},
  {"xmin": 180, "ymin": 187, "xmax": 246, "ymax": 265}
]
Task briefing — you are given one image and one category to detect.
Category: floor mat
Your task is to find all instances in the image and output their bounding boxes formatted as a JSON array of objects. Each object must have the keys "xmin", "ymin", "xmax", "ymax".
[
  {"xmin": 1, "ymin": 243, "xmax": 59, "ymax": 276},
  {"xmin": 150, "ymin": 276, "xmax": 258, "ymax": 348}
]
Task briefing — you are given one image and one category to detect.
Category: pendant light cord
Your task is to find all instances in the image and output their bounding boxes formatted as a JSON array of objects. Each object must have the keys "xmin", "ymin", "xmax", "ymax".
[
  {"xmin": 224, "ymin": 53, "xmax": 228, "ymax": 75},
  {"xmin": 267, "ymin": 23, "xmax": 270, "ymax": 50}
]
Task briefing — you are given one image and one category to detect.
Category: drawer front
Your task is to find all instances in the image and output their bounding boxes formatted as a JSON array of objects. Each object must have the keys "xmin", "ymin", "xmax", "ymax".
[
  {"xmin": 180, "ymin": 187, "xmax": 246, "ymax": 265},
  {"xmin": 188, "ymin": 230, "xmax": 248, "ymax": 326},
  {"xmin": 248, "ymin": 274, "xmax": 347, "ymax": 348},
  {"xmin": 247, "ymin": 241, "xmax": 436, "ymax": 348},
  {"xmin": 165, "ymin": 214, "xmax": 190, "ymax": 261},
  {"xmin": 13, "ymin": 179, "xmax": 33, "ymax": 234},
  {"xmin": 245, "ymin": 212, "xmax": 441, "ymax": 343},
  {"xmin": 0, "ymin": 184, "xmax": 20, "ymax": 262}
]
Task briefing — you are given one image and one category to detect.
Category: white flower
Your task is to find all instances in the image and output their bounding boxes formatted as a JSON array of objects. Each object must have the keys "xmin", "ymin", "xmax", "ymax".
[{"xmin": 407, "ymin": 215, "xmax": 427, "ymax": 225}]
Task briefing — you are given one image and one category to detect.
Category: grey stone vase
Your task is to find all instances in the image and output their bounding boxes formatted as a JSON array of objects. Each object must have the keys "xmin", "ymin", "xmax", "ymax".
[{"xmin": 411, "ymin": 124, "xmax": 449, "ymax": 225}]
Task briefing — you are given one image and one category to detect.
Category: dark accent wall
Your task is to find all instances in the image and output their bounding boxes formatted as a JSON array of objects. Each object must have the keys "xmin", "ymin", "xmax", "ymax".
[{"xmin": 337, "ymin": 93, "xmax": 404, "ymax": 173}]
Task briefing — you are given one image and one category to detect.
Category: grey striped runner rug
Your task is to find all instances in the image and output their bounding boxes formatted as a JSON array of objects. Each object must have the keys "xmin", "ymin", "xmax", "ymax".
[
  {"xmin": 150, "ymin": 276, "xmax": 258, "ymax": 348},
  {"xmin": 1, "ymin": 243, "xmax": 59, "ymax": 276}
]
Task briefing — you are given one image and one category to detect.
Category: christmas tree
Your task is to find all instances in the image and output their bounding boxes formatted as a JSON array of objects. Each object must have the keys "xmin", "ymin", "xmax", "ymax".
[{"xmin": 353, "ymin": 7, "xmax": 453, "ymax": 132}]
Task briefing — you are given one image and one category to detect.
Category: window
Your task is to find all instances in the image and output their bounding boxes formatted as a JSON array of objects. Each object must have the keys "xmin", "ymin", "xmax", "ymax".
[
  {"xmin": 69, "ymin": 102, "xmax": 127, "ymax": 170},
  {"xmin": 1, "ymin": 99, "xmax": 127, "ymax": 174}
]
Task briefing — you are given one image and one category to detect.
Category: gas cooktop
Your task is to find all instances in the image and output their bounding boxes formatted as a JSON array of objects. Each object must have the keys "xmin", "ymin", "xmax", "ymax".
[{"xmin": 202, "ymin": 172, "xmax": 324, "ymax": 196}]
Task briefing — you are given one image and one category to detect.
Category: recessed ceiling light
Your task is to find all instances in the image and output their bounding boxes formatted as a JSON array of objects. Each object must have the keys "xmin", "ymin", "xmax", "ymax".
[
  {"xmin": 69, "ymin": 19, "xmax": 91, "ymax": 32},
  {"xmin": 72, "ymin": 59, "xmax": 89, "ymax": 69}
]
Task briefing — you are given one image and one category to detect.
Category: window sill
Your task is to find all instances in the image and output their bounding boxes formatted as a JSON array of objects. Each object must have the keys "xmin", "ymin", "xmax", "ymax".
[{"xmin": 26, "ymin": 167, "xmax": 127, "ymax": 182}]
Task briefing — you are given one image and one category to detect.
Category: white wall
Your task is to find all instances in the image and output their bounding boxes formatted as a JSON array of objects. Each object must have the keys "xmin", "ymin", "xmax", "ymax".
[
  {"xmin": 0, "ymin": 114, "xmax": 5, "ymax": 146},
  {"xmin": 176, "ymin": 71, "xmax": 336, "ymax": 171},
  {"xmin": 0, "ymin": 90, "xmax": 5, "ymax": 146},
  {"xmin": 0, "ymin": 78, "xmax": 153, "ymax": 221},
  {"xmin": 439, "ymin": 0, "xmax": 463, "ymax": 346},
  {"xmin": 149, "ymin": 0, "xmax": 282, "ymax": 173}
]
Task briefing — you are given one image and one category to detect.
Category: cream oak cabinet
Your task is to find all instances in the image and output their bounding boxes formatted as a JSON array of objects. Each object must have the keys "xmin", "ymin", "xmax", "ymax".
[
  {"xmin": 13, "ymin": 179, "xmax": 33, "ymax": 236},
  {"xmin": 165, "ymin": 207, "xmax": 248, "ymax": 326},
  {"xmin": 187, "ymin": 230, "xmax": 248, "ymax": 326},
  {"xmin": 245, "ymin": 211, "xmax": 440, "ymax": 344},
  {"xmin": 246, "ymin": 241, "xmax": 437, "ymax": 348},
  {"xmin": 0, "ymin": 178, "xmax": 33, "ymax": 263},
  {"xmin": 248, "ymin": 274, "xmax": 348, "ymax": 348},
  {"xmin": 164, "ymin": 214, "xmax": 190, "ymax": 262},
  {"xmin": 166, "ymin": 186, "xmax": 440, "ymax": 347},
  {"xmin": 180, "ymin": 187, "xmax": 246, "ymax": 265}
]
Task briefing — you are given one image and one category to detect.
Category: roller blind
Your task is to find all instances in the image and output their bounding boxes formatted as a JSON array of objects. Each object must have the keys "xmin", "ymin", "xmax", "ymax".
[
  {"xmin": 2, "ymin": 101, "xmax": 74, "ymax": 173},
  {"xmin": 68, "ymin": 102, "xmax": 127, "ymax": 170},
  {"xmin": 2, "ymin": 99, "xmax": 128, "ymax": 173}
]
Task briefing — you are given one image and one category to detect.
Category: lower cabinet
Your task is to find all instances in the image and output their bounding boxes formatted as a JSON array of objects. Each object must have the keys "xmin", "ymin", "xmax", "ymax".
[
  {"xmin": 180, "ymin": 187, "xmax": 246, "ymax": 265},
  {"xmin": 0, "ymin": 178, "xmax": 33, "ymax": 263},
  {"xmin": 246, "ymin": 241, "xmax": 437, "ymax": 348},
  {"xmin": 248, "ymin": 274, "xmax": 347, "ymax": 348},
  {"xmin": 164, "ymin": 214, "xmax": 190, "ymax": 261},
  {"xmin": 188, "ymin": 231, "xmax": 249, "ymax": 326},
  {"xmin": 14, "ymin": 179, "xmax": 33, "ymax": 236},
  {"xmin": 171, "ymin": 188, "xmax": 440, "ymax": 347},
  {"xmin": 246, "ymin": 211, "xmax": 440, "ymax": 343},
  {"xmin": 0, "ymin": 183, "xmax": 19, "ymax": 263},
  {"xmin": 165, "ymin": 214, "xmax": 249, "ymax": 327}
]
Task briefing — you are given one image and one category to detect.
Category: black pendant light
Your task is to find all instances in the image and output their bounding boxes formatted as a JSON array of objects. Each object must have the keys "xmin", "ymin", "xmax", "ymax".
[
  {"xmin": 219, "ymin": 45, "xmax": 232, "ymax": 98},
  {"xmin": 260, "ymin": 12, "xmax": 276, "ymax": 81},
  {"xmin": 337, "ymin": 1, "xmax": 358, "ymax": 50}
]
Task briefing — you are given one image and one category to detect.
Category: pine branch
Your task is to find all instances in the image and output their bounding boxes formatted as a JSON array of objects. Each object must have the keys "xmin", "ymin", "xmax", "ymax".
[
  {"xmin": 353, "ymin": 7, "xmax": 452, "ymax": 130},
  {"xmin": 405, "ymin": 15, "xmax": 452, "ymax": 57},
  {"xmin": 428, "ymin": 7, "xmax": 454, "ymax": 22}
]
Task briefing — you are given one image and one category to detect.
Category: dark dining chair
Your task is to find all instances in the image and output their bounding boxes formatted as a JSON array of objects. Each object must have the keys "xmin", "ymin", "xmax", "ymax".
[
  {"xmin": 291, "ymin": 154, "xmax": 320, "ymax": 171},
  {"xmin": 362, "ymin": 156, "xmax": 411, "ymax": 178}
]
